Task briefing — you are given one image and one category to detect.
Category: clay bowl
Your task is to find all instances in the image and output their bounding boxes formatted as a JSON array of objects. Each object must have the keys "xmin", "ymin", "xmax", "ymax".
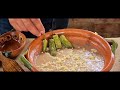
[
  {"xmin": 26, "ymin": 28, "xmax": 115, "ymax": 72},
  {"xmin": 0, "ymin": 31, "xmax": 26, "ymax": 58}
]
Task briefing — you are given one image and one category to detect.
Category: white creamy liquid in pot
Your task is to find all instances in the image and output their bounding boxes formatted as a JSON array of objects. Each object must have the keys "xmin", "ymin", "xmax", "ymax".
[{"xmin": 35, "ymin": 48, "xmax": 104, "ymax": 71}]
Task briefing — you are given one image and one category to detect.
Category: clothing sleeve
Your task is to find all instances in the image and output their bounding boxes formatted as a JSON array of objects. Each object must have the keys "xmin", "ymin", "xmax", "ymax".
[
  {"xmin": 40, "ymin": 18, "xmax": 69, "ymax": 32},
  {"xmin": 0, "ymin": 18, "xmax": 13, "ymax": 35},
  {"xmin": 52, "ymin": 18, "xmax": 68, "ymax": 30}
]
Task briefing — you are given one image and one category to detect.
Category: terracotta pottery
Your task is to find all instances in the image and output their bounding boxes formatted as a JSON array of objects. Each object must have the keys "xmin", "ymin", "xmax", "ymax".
[
  {"xmin": 0, "ymin": 31, "xmax": 26, "ymax": 58},
  {"xmin": 26, "ymin": 28, "xmax": 115, "ymax": 72}
]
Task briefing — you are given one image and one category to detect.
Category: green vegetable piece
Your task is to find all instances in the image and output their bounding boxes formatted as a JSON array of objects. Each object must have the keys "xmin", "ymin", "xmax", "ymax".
[
  {"xmin": 53, "ymin": 34, "xmax": 62, "ymax": 49},
  {"xmin": 19, "ymin": 50, "xmax": 32, "ymax": 70},
  {"xmin": 19, "ymin": 55, "xmax": 32, "ymax": 70},
  {"xmin": 43, "ymin": 39, "xmax": 48, "ymax": 52},
  {"xmin": 60, "ymin": 35, "xmax": 73, "ymax": 48},
  {"xmin": 49, "ymin": 39, "xmax": 57, "ymax": 56},
  {"xmin": 111, "ymin": 40, "xmax": 118, "ymax": 54}
]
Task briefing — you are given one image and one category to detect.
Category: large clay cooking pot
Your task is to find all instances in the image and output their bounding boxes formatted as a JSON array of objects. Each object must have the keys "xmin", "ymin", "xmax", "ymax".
[{"xmin": 26, "ymin": 29, "xmax": 115, "ymax": 72}]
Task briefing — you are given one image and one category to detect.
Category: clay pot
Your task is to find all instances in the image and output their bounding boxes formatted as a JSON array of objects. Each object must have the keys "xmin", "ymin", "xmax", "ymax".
[
  {"xmin": 26, "ymin": 28, "xmax": 115, "ymax": 72},
  {"xmin": 0, "ymin": 31, "xmax": 26, "ymax": 58}
]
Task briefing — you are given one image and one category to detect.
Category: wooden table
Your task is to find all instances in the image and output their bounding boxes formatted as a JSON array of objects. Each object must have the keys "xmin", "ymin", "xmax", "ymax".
[{"xmin": 0, "ymin": 38, "xmax": 120, "ymax": 71}]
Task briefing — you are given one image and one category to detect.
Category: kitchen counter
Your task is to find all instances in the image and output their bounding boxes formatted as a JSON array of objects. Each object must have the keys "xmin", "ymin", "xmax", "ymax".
[{"xmin": 0, "ymin": 38, "xmax": 120, "ymax": 72}]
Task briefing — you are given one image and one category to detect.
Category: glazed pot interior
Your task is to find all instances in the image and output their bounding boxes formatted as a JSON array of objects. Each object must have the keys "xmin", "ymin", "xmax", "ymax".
[
  {"xmin": 0, "ymin": 31, "xmax": 26, "ymax": 58},
  {"xmin": 26, "ymin": 29, "xmax": 114, "ymax": 71}
]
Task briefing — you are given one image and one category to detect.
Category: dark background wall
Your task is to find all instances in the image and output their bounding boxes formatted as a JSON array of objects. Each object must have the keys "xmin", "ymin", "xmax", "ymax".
[{"xmin": 68, "ymin": 18, "xmax": 120, "ymax": 38}]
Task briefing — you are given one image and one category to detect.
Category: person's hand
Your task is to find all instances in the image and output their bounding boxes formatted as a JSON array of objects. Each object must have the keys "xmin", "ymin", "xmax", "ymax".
[{"xmin": 8, "ymin": 18, "xmax": 45, "ymax": 36}]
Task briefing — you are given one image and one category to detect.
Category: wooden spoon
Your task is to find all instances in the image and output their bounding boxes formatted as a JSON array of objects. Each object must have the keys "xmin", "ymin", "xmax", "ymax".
[{"xmin": 0, "ymin": 51, "xmax": 24, "ymax": 72}]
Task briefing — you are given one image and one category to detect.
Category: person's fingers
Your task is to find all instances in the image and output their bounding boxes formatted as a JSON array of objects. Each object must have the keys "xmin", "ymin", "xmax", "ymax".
[
  {"xmin": 9, "ymin": 18, "xmax": 44, "ymax": 36},
  {"xmin": 30, "ymin": 18, "xmax": 45, "ymax": 34},
  {"xmin": 21, "ymin": 19, "xmax": 41, "ymax": 36},
  {"xmin": 8, "ymin": 19, "xmax": 22, "ymax": 31},
  {"xmin": 15, "ymin": 19, "xmax": 28, "ymax": 31}
]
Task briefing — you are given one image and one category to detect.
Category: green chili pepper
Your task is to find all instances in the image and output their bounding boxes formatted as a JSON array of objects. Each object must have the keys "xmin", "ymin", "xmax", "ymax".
[
  {"xmin": 60, "ymin": 35, "xmax": 73, "ymax": 48},
  {"xmin": 111, "ymin": 40, "xmax": 118, "ymax": 54},
  {"xmin": 19, "ymin": 50, "xmax": 32, "ymax": 70},
  {"xmin": 43, "ymin": 39, "xmax": 48, "ymax": 52},
  {"xmin": 49, "ymin": 39, "xmax": 57, "ymax": 56},
  {"xmin": 53, "ymin": 34, "xmax": 62, "ymax": 49}
]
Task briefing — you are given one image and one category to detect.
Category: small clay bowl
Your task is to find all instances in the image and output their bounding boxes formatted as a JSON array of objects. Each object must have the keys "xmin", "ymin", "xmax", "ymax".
[
  {"xmin": 26, "ymin": 28, "xmax": 115, "ymax": 72},
  {"xmin": 0, "ymin": 31, "xmax": 26, "ymax": 58}
]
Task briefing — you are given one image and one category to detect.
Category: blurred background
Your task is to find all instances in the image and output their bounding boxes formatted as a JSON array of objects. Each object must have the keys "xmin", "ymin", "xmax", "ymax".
[{"xmin": 68, "ymin": 18, "xmax": 120, "ymax": 38}]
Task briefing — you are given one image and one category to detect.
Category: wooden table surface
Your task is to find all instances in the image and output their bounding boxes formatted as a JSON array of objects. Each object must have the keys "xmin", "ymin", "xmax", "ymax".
[{"xmin": 0, "ymin": 38, "xmax": 120, "ymax": 72}]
